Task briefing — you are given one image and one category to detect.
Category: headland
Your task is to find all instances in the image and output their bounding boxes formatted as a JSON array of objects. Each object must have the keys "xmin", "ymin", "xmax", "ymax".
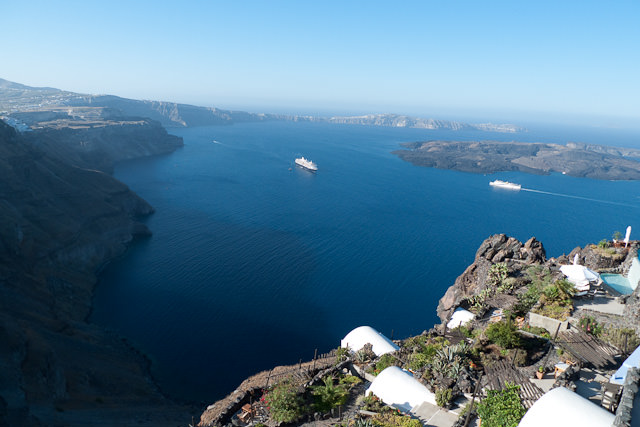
[{"xmin": 393, "ymin": 140, "xmax": 640, "ymax": 180}]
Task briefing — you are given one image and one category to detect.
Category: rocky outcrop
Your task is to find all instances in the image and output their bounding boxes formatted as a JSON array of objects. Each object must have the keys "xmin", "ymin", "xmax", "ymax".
[
  {"xmin": 436, "ymin": 234, "xmax": 546, "ymax": 323},
  {"xmin": 561, "ymin": 243, "xmax": 631, "ymax": 271},
  {"xmin": 0, "ymin": 119, "xmax": 191, "ymax": 425}
]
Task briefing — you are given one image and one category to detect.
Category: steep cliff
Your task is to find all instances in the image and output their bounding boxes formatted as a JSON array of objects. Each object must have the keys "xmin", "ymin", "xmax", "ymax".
[
  {"xmin": 0, "ymin": 120, "xmax": 191, "ymax": 425},
  {"xmin": 436, "ymin": 234, "xmax": 546, "ymax": 323},
  {"xmin": 23, "ymin": 118, "xmax": 183, "ymax": 173}
]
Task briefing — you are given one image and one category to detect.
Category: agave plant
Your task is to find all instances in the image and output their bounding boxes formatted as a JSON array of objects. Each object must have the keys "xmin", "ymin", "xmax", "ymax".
[
  {"xmin": 353, "ymin": 418, "xmax": 375, "ymax": 427},
  {"xmin": 446, "ymin": 358, "xmax": 464, "ymax": 379}
]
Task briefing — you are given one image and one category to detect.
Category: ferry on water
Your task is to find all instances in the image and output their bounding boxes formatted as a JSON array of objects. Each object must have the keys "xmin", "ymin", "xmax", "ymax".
[
  {"xmin": 489, "ymin": 180, "xmax": 521, "ymax": 190},
  {"xmin": 295, "ymin": 157, "xmax": 318, "ymax": 171}
]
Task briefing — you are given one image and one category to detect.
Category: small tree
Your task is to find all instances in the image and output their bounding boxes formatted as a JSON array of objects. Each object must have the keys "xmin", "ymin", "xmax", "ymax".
[
  {"xmin": 485, "ymin": 320, "xmax": 522, "ymax": 349},
  {"xmin": 613, "ymin": 230, "xmax": 623, "ymax": 241},
  {"xmin": 263, "ymin": 380, "xmax": 306, "ymax": 423},
  {"xmin": 311, "ymin": 376, "xmax": 349, "ymax": 412},
  {"xmin": 476, "ymin": 382, "xmax": 526, "ymax": 427}
]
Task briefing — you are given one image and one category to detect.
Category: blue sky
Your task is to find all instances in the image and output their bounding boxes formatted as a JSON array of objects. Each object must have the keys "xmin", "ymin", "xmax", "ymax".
[{"xmin": 2, "ymin": 0, "xmax": 639, "ymax": 127}]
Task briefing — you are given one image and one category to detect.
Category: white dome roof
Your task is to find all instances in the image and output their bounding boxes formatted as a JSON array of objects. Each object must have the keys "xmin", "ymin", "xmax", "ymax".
[
  {"xmin": 518, "ymin": 387, "xmax": 614, "ymax": 427},
  {"xmin": 447, "ymin": 307, "xmax": 475, "ymax": 329},
  {"xmin": 366, "ymin": 366, "xmax": 436, "ymax": 412},
  {"xmin": 340, "ymin": 326, "xmax": 399, "ymax": 356}
]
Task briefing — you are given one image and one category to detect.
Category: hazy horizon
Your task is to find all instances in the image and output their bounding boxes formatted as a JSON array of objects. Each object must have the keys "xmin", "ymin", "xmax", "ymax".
[{"xmin": 2, "ymin": 1, "xmax": 640, "ymax": 131}]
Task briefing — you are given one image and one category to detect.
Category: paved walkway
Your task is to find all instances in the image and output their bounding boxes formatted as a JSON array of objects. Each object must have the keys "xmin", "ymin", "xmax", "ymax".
[
  {"xmin": 530, "ymin": 367, "xmax": 610, "ymax": 404},
  {"xmin": 574, "ymin": 295, "xmax": 625, "ymax": 315},
  {"xmin": 411, "ymin": 402, "xmax": 458, "ymax": 427},
  {"xmin": 409, "ymin": 394, "xmax": 481, "ymax": 427}
]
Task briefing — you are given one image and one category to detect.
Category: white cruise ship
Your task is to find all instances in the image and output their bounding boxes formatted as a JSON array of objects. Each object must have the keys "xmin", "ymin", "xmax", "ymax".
[
  {"xmin": 295, "ymin": 157, "xmax": 318, "ymax": 171},
  {"xmin": 489, "ymin": 180, "xmax": 521, "ymax": 190}
]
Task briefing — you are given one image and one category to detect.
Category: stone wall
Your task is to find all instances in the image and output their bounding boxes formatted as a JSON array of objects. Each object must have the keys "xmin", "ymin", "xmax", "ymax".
[
  {"xmin": 613, "ymin": 368, "xmax": 639, "ymax": 427},
  {"xmin": 528, "ymin": 312, "xmax": 569, "ymax": 333}
]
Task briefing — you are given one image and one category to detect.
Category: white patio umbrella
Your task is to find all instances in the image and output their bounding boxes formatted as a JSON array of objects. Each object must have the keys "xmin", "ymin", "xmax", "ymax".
[
  {"xmin": 560, "ymin": 264, "xmax": 600, "ymax": 288},
  {"xmin": 624, "ymin": 225, "xmax": 632, "ymax": 247}
]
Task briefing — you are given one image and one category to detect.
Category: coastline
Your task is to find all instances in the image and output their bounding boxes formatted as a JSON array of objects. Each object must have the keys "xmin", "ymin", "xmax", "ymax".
[{"xmin": 0, "ymin": 119, "xmax": 196, "ymax": 425}]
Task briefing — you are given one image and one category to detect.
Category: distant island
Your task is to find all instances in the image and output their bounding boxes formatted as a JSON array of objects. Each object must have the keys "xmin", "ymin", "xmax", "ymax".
[
  {"xmin": 0, "ymin": 78, "xmax": 522, "ymax": 133},
  {"xmin": 393, "ymin": 140, "xmax": 640, "ymax": 180}
]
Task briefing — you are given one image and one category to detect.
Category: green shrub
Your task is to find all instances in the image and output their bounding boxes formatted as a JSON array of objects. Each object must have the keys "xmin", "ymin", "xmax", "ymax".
[
  {"xmin": 355, "ymin": 343, "xmax": 376, "ymax": 364},
  {"xmin": 408, "ymin": 344, "xmax": 440, "ymax": 371},
  {"xmin": 435, "ymin": 388, "xmax": 453, "ymax": 408},
  {"xmin": 353, "ymin": 419, "xmax": 376, "ymax": 427},
  {"xmin": 488, "ymin": 263, "xmax": 509, "ymax": 287},
  {"xmin": 598, "ymin": 239, "xmax": 608, "ymax": 249},
  {"xmin": 339, "ymin": 374, "xmax": 362, "ymax": 388},
  {"xmin": 263, "ymin": 380, "xmax": 306, "ymax": 423},
  {"xmin": 375, "ymin": 354, "xmax": 399, "ymax": 374},
  {"xmin": 534, "ymin": 300, "xmax": 572, "ymax": 321},
  {"xmin": 454, "ymin": 325, "xmax": 475, "ymax": 338},
  {"xmin": 521, "ymin": 325, "xmax": 550, "ymax": 338},
  {"xmin": 578, "ymin": 315, "xmax": 603, "ymax": 337},
  {"xmin": 430, "ymin": 342, "xmax": 470, "ymax": 380},
  {"xmin": 408, "ymin": 351, "xmax": 430, "ymax": 372},
  {"xmin": 533, "ymin": 279, "xmax": 574, "ymax": 320},
  {"xmin": 476, "ymin": 383, "xmax": 526, "ymax": 427},
  {"xmin": 514, "ymin": 266, "xmax": 556, "ymax": 315},
  {"xmin": 509, "ymin": 348, "xmax": 528, "ymax": 367},
  {"xmin": 311, "ymin": 376, "xmax": 349, "ymax": 412},
  {"xmin": 485, "ymin": 321, "xmax": 522, "ymax": 349},
  {"xmin": 362, "ymin": 393, "xmax": 394, "ymax": 413},
  {"xmin": 402, "ymin": 335, "xmax": 429, "ymax": 351},
  {"xmin": 601, "ymin": 327, "xmax": 640, "ymax": 353},
  {"xmin": 371, "ymin": 413, "xmax": 422, "ymax": 427},
  {"xmin": 336, "ymin": 346, "xmax": 350, "ymax": 364}
]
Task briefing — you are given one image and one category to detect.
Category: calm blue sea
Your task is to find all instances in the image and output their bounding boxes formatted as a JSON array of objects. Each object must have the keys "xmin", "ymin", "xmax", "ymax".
[{"xmin": 91, "ymin": 121, "xmax": 640, "ymax": 403}]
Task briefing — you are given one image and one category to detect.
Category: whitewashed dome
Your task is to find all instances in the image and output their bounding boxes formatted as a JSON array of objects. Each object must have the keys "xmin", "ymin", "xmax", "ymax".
[
  {"xmin": 366, "ymin": 366, "xmax": 436, "ymax": 412},
  {"xmin": 340, "ymin": 326, "xmax": 399, "ymax": 356},
  {"xmin": 518, "ymin": 387, "xmax": 614, "ymax": 427}
]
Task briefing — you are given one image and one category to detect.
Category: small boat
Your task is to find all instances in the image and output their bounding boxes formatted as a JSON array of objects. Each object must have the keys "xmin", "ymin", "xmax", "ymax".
[
  {"xmin": 489, "ymin": 180, "xmax": 521, "ymax": 190},
  {"xmin": 295, "ymin": 157, "xmax": 318, "ymax": 171}
]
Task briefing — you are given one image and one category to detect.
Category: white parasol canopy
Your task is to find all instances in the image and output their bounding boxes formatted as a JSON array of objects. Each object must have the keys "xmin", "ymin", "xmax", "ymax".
[
  {"xmin": 624, "ymin": 225, "xmax": 632, "ymax": 247},
  {"xmin": 560, "ymin": 264, "xmax": 600, "ymax": 288}
]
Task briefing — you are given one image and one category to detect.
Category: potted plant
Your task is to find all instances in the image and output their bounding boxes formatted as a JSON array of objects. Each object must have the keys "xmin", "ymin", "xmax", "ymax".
[{"xmin": 535, "ymin": 366, "xmax": 544, "ymax": 379}]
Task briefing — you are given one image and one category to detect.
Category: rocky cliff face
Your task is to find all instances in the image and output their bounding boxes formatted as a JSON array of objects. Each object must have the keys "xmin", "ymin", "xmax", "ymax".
[
  {"xmin": 23, "ymin": 118, "xmax": 183, "ymax": 173},
  {"xmin": 436, "ymin": 234, "xmax": 546, "ymax": 323},
  {"xmin": 0, "ymin": 120, "xmax": 191, "ymax": 425}
]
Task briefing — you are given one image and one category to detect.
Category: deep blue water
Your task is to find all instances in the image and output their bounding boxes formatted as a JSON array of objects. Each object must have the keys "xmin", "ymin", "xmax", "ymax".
[{"xmin": 91, "ymin": 121, "xmax": 640, "ymax": 403}]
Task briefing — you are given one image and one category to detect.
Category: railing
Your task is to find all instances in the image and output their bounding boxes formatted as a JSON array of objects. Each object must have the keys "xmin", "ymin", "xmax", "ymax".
[{"xmin": 263, "ymin": 348, "xmax": 338, "ymax": 387}]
